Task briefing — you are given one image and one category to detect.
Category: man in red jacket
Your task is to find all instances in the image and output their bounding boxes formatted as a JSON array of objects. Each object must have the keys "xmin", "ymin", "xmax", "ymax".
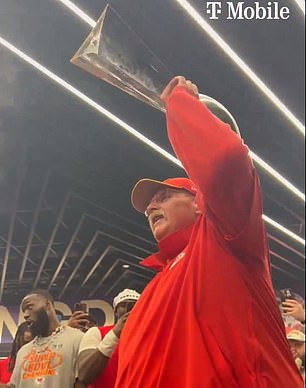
[{"xmin": 114, "ymin": 76, "xmax": 303, "ymax": 388}]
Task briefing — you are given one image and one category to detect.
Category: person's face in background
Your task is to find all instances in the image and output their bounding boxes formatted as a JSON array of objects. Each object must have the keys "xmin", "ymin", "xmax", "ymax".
[
  {"xmin": 115, "ymin": 300, "xmax": 137, "ymax": 320},
  {"xmin": 22, "ymin": 329, "xmax": 33, "ymax": 345},
  {"xmin": 22, "ymin": 294, "xmax": 52, "ymax": 337},
  {"xmin": 289, "ymin": 340, "xmax": 305, "ymax": 363}
]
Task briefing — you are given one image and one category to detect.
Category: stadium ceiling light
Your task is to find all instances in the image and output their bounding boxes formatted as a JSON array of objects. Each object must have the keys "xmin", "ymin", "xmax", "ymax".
[
  {"xmin": 54, "ymin": 0, "xmax": 305, "ymax": 202},
  {"xmin": 173, "ymin": 0, "xmax": 305, "ymax": 136},
  {"xmin": 0, "ymin": 36, "xmax": 180, "ymax": 167},
  {"xmin": 292, "ymin": 0, "xmax": 305, "ymax": 14},
  {"xmin": 263, "ymin": 215, "xmax": 305, "ymax": 246},
  {"xmin": 0, "ymin": 35, "xmax": 304, "ymax": 247},
  {"xmin": 56, "ymin": 0, "xmax": 96, "ymax": 27},
  {"xmin": 249, "ymin": 151, "xmax": 305, "ymax": 202}
]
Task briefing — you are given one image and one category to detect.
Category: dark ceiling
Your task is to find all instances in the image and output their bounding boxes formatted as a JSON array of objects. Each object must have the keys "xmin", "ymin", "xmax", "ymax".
[{"xmin": 0, "ymin": 0, "xmax": 304, "ymax": 306}]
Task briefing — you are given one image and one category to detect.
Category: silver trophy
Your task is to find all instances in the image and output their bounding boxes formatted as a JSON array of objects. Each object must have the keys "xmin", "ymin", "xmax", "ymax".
[{"xmin": 71, "ymin": 4, "xmax": 240, "ymax": 135}]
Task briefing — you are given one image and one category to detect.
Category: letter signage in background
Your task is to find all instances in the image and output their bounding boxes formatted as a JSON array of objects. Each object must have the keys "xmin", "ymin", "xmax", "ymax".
[
  {"xmin": 204, "ymin": 1, "xmax": 291, "ymax": 21},
  {"xmin": 0, "ymin": 306, "xmax": 18, "ymax": 343},
  {"xmin": 81, "ymin": 299, "xmax": 115, "ymax": 326},
  {"xmin": 0, "ymin": 299, "xmax": 114, "ymax": 346}
]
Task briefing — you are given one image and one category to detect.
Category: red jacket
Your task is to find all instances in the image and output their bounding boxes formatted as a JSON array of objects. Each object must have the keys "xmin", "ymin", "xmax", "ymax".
[
  {"xmin": 115, "ymin": 87, "xmax": 303, "ymax": 387},
  {"xmin": 0, "ymin": 357, "xmax": 12, "ymax": 384}
]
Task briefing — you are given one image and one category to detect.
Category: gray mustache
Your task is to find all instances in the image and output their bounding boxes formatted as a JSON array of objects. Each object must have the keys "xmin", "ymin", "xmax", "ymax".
[{"xmin": 149, "ymin": 211, "xmax": 165, "ymax": 226}]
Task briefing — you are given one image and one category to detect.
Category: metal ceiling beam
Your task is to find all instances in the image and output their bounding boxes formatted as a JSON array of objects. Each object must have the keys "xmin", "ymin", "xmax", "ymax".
[
  {"xmin": 58, "ymin": 231, "xmax": 100, "ymax": 298},
  {"xmin": 16, "ymin": 215, "xmax": 61, "ymax": 256},
  {"xmin": 268, "ymin": 234, "xmax": 305, "ymax": 260},
  {"xmin": 0, "ymin": 169, "xmax": 24, "ymax": 303},
  {"xmin": 105, "ymin": 268, "xmax": 151, "ymax": 297},
  {"xmin": 270, "ymin": 250, "xmax": 305, "ymax": 272},
  {"xmin": 47, "ymin": 197, "xmax": 156, "ymax": 291},
  {"xmin": 79, "ymin": 245, "xmax": 114, "ymax": 289},
  {"xmin": 0, "ymin": 240, "xmax": 68, "ymax": 250},
  {"xmin": 116, "ymin": 262, "xmax": 153, "ymax": 280},
  {"xmin": 123, "ymin": 270, "xmax": 152, "ymax": 280},
  {"xmin": 80, "ymin": 246, "xmax": 153, "ymax": 289},
  {"xmin": 89, "ymin": 259, "xmax": 121, "ymax": 298},
  {"xmin": 71, "ymin": 193, "xmax": 151, "ymax": 233},
  {"xmin": 47, "ymin": 213, "xmax": 86, "ymax": 290},
  {"xmin": 82, "ymin": 261, "xmax": 152, "ymax": 297},
  {"xmin": 82, "ymin": 213, "xmax": 156, "ymax": 248},
  {"xmin": 32, "ymin": 194, "xmax": 71, "ymax": 289},
  {"xmin": 17, "ymin": 206, "xmax": 59, "ymax": 214},
  {"xmin": 0, "ymin": 235, "xmax": 49, "ymax": 279},
  {"xmin": 96, "ymin": 263, "xmax": 152, "ymax": 298},
  {"xmin": 4, "ymin": 276, "xmax": 50, "ymax": 286},
  {"xmin": 19, "ymin": 171, "xmax": 51, "ymax": 281},
  {"xmin": 105, "ymin": 270, "xmax": 129, "ymax": 297},
  {"xmin": 85, "ymin": 246, "xmax": 301, "ymax": 296},
  {"xmin": 57, "ymin": 229, "xmax": 154, "ymax": 298},
  {"xmin": 125, "ymin": 270, "xmax": 152, "ymax": 281},
  {"xmin": 49, "ymin": 212, "xmax": 153, "ymax": 289},
  {"xmin": 264, "ymin": 215, "xmax": 305, "ymax": 246},
  {"xmin": 16, "ymin": 212, "xmax": 78, "ymax": 251},
  {"xmin": 265, "ymin": 193, "xmax": 305, "ymax": 225},
  {"xmin": 271, "ymin": 264, "xmax": 298, "ymax": 280}
]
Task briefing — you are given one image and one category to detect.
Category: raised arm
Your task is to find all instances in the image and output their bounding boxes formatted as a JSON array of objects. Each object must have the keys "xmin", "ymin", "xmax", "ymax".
[{"xmin": 163, "ymin": 77, "xmax": 258, "ymax": 241}]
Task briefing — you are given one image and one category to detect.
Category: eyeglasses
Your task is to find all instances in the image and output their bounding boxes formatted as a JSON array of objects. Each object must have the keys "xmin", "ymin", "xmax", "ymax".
[{"xmin": 145, "ymin": 188, "xmax": 194, "ymax": 217}]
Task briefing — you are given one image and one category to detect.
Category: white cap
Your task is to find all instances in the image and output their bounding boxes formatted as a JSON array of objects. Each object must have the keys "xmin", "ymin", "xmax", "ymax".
[
  {"xmin": 287, "ymin": 330, "xmax": 305, "ymax": 343},
  {"xmin": 113, "ymin": 289, "xmax": 140, "ymax": 309}
]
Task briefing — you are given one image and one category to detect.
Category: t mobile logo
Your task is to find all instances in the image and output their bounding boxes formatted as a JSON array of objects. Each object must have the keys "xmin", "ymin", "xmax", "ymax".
[{"xmin": 206, "ymin": 2, "xmax": 290, "ymax": 21}]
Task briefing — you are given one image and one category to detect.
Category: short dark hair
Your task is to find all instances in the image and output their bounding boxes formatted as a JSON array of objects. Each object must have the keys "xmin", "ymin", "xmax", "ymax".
[{"xmin": 25, "ymin": 289, "xmax": 54, "ymax": 305}]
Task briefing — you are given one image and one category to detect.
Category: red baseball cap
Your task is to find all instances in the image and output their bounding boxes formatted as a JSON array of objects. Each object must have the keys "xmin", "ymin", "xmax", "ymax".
[{"xmin": 131, "ymin": 177, "xmax": 198, "ymax": 213}]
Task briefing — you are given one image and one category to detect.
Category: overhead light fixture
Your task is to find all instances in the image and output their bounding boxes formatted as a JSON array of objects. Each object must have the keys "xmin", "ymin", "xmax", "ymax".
[
  {"xmin": 0, "ymin": 37, "xmax": 180, "ymax": 167},
  {"xmin": 292, "ymin": 0, "xmax": 305, "ymax": 14},
  {"xmin": 172, "ymin": 0, "xmax": 305, "ymax": 136},
  {"xmin": 263, "ymin": 215, "xmax": 305, "ymax": 246},
  {"xmin": 54, "ymin": 0, "xmax": 305, "ymax": 202},
  {"xmin": 249, "ymin": 151, "xmax": 305, "ymax": 201},
  {"xmin": 60, "ymin": 0, "xmax": 306, "ymax": 136},
  {"xmin": 268, "ymin": 234, "xmax": 305, "ymax": 259},
  {"xmin": 0, "ymin": 35, "xmax": 304, "ymax": 246},
  {"xmin": 57, "ymin": 0, "xmax": 96, "ymax": 27}
]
